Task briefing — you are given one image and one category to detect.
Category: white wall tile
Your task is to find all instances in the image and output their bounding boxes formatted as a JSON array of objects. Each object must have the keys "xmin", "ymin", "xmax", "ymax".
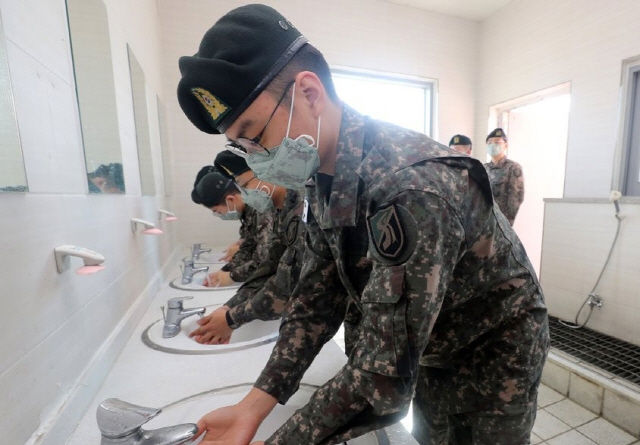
[
  {"xmin": 0, "ymin": 1, "xmax": 175, "ymax": 444},
  {"xmin": 603, "ymin": 390, "xmax": 640, "ymax": 437},
  {"xmin": 569, "ymin": 374, "xmax": 604, "ymax": 415},
  {"xmin": 541, "ymin": 201, "xmax": 640, "ymax": 345},
  {"xmin": 542, "ymin": 360, "xmax": 571, "ymax": 396}
]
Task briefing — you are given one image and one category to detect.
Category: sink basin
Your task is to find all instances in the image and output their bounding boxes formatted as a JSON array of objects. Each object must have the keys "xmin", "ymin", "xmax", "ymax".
[
  {"xmin": 144, "ymin": 383, "xmax": 388, "ymax": 444},
  {"xmin": 169, "ymin": 275, "xmax": 241, "ymax": 291},
  {"xmin": 141, "ymin": 307, "xmax": 281, "ymax": 354}
]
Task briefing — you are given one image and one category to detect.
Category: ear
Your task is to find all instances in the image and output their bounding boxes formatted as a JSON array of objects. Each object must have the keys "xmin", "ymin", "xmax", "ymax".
[{"xmin": 295, "ymin": 71, "xmax": 326, "ymax": 119}]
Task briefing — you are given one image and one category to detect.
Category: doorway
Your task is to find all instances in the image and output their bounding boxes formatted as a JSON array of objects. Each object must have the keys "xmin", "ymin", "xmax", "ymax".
[{"xmin": 489, "ymin": 85, "xmax": 570, "ymax": 276}]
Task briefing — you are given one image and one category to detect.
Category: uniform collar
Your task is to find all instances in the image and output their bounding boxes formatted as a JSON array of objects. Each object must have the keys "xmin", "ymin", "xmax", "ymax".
[
  {"xmin": 488, "ymin": 156, "xmax": 508, "ymax": 168},
  {"xmin": 309, "ymin": 104, "xmax": 365, "ymax": 228}
]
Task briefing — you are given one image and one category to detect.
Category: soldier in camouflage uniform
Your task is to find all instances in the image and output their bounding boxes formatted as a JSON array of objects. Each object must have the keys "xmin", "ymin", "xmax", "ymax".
[
  {"xmin": 484, "ymin": 128, "xmax": 525, "ymax": 226},
  {"xmin": 191, "ymin": 165, "xmax": 276, "ymax": 285},
  {"xmin": 190, "ymin": 152, "xmax": 306, "ymax": 345},
  {"xmin": 177, "ymin": 5, "xmax": 549, "ymax": 445}
]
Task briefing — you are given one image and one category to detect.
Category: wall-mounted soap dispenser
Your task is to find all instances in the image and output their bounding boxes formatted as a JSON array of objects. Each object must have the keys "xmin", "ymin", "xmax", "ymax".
[
  {"xmin": 158, "ymin": 209, "xmax": 177, "ymax": 222},
  {"xmin": 54, "ymin": 245, "xmax": 106, "ymax": 275},
  {"xmin": 131, "ymin": 218, "xmax": 163, "ymax": 235}
]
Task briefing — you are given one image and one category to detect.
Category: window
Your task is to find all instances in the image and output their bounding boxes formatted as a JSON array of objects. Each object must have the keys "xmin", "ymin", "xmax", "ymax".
[
  {"xmin": 621, "ymin": 64, "xmax": 640, "ymax": 196},
  {"xmin": 331, "ymin": 68, "xmax": 435, "ymax": 136}
]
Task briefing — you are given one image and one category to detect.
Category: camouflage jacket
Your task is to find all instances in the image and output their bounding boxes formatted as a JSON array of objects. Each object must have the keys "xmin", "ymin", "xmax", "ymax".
[
  {"xmin": 224, "ymin": 189, "xmax": 306, "ymax": 327},
  {"xmin": 224, "ymin": 205, "xmax": 277, "ymax": 282},
  {"xmin": 257, "ymin": 105, "xmax": 548, "ymax": 445},
  {"xmin": 484, "ymin": 157, "xmax": 524, "ymax": 225}
]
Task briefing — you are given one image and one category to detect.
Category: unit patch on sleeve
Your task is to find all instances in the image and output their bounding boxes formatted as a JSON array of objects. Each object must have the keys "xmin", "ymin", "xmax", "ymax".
[{"xmin": 367, "ymin": 203, "xmax": 416, "ymax": 265}]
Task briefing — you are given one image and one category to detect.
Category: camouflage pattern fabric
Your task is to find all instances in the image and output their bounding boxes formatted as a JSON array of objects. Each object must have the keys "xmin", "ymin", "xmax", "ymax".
[
  {"xmin": 484, "ymin": 157, "xmax": 524, "ymax": 225},
  {"xmin": 225, "ymin": 205, "xmax": 277, "ymax": 282},
  {"xmin": 226, "ymin": 189, "xmax": 306, "ymax": 327},
  {"xmin": 220, "ymin": 206, "xmax": 256, "ymax": 274},
  {"xmin": 254, "ymin": 105, "xmax": 548, "ymax": 445}
]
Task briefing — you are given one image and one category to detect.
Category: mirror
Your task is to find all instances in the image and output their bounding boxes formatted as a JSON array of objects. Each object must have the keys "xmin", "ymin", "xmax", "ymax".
[
  {"xmin": 157, "ymin": 95, "xmax": 173, "ymax": 196},
  {"xmin": 127, "ymin": 46, "xmax": 155, "ymax": 195},
  {"xmin": 67, "ymin": 0, "xmax": 125, "ymax": 194},
  {"xmin": 0, "ymin": 11, "xmax": 27, "ymax": 193}
]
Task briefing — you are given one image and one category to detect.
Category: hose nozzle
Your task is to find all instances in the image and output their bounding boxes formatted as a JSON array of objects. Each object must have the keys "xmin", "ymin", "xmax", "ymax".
[{"xmin": 609, "ymin": 190, "xmax": 622, "ymax": 215}]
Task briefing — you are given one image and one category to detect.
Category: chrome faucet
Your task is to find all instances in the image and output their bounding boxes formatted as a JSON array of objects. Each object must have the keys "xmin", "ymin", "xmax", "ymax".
[
  {"xmin": 97, "ymin": 398, "xmax": 198, "ymax": 445},
  {"xmin": 191, "ymin": 243, "xmax": 211, "ymax": 261},
  {"xmin": 162, "ymin": 296, "xmax": 206, "ymax": 338},
  {"xmin": 181, "ymin": 258, "xmax": 208, "ymax": 284}
]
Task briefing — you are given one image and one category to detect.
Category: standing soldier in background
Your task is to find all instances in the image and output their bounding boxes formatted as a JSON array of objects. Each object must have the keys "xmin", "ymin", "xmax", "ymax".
[
  {"xmin": 484, "ymin": 128, "xmax": 525, "ymax": 225},
  {"xmin": 448, "ymin": 134, "xmax": 472, "ymax": 155},
  {"xmin": 177, "ymin": 5, "xmax": 548, "ymax": 445}
]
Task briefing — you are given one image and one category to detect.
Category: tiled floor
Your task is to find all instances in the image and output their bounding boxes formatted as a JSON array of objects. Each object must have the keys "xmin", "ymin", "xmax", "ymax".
[{"xmin": 533, "ymin": 384, "xmax": 639, "ymax": 445}]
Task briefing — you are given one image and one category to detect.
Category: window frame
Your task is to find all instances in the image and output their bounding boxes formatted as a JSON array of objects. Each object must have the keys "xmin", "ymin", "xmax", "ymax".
[
  {"xmin": 330, "ymin": 66, "xmax": 437, "ymax": 138},
  {"xmin": 613, "ymin": 56, "xmax": 640, "ymax": 196}
]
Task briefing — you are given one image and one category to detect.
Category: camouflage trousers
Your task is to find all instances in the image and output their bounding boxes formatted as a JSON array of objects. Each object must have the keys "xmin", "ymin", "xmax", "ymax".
[{"xmin": 411, "ymin": 366, "xmax": 540, "ymax": 445}]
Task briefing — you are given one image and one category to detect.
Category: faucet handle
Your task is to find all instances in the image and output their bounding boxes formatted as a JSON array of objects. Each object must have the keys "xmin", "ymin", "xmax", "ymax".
[
  {"xmin": 167, "ymin": 295, "xmax": 193, "ymax": 309},
  {"xmin": 96, "ymin": 398, "xmax": 161, "ymax": 438}
]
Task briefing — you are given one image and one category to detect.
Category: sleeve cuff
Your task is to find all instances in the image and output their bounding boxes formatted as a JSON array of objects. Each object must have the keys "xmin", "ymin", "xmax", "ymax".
[{"xmin": 225, "ymin": 309, "xmax": 240, "ymax": 330}]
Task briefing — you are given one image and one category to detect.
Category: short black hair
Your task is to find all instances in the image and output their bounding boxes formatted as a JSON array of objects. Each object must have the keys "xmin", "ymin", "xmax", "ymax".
[{"xmin": 264, "ymin": 44, "xmax": 339, "ymax": 106}]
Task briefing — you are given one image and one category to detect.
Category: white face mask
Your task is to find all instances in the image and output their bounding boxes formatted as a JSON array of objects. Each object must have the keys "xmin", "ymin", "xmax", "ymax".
[{"xmin": 487, "ymin": 143, "xmax": 503, "ymax": 157}]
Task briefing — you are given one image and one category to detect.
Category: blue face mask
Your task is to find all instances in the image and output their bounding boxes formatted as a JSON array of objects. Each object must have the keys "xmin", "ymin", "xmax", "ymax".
[
  {"xmin": 241, "ymin": 180, "xmax": 275, "ymax": 213},
  {"xmin": 245, "ymin": 83, "xmax": 321, "ymax": 190},
  {"xmin": 487, "ymin": 143, "xmax": 503, "ymax": 157}
]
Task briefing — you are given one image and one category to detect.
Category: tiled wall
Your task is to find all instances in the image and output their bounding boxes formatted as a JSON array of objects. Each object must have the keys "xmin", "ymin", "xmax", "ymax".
[
  {"xmin": 477, "ymin": 0, "xmax": 640, "ymax": 345},
  {"xmin": 541, "ymin": 199, "xmax": 640, "ymax": 346},
  {"xmin": 4, "ymin": 0, "xmax": 639, "ymax": 444},
  {"xmin": 0, "ymin": 1, "xmax": 179, "ymax": 444},
  {"xmin": 156, "ymin": 0, "xmax": 481, "ymax": 249}
]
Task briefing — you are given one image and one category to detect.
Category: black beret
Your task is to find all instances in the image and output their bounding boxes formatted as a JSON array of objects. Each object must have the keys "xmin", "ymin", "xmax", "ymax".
[
  {"xmin": 215, "ymin": 151, "xmax": 251, "ymax": 180},
  {"xmin": 177, "ymin": 4, "xmax": 308, "ymax": 135},
  {"xmin": 191, "ymin": 167, "xmax": 233, "ymax": 207},
  {"xmin": 193, "ymin": 165, "xmax": 216, "ymax": 187},
  {"xmin": 449, "ymin": 134, "xmax": 472, "ymax": 146},
  {"xmin": 486, "ymin": 128, "xmax": 508, "ymax": 142}
]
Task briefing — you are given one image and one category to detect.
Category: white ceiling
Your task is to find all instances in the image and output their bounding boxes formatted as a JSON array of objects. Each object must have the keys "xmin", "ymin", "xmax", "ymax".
[{"xmin": 383, "ymin": 0, "xmax": 514, "ymax": 21}]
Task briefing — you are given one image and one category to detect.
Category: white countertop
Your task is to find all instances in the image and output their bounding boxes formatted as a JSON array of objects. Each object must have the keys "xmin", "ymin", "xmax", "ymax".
[
  {"xmin": 66, "ymin": 255, "xmax": 419, "ymax": 444},
  {"xmin": 66, "ymin": 265, "xmax": 348, "ymax": 444}
]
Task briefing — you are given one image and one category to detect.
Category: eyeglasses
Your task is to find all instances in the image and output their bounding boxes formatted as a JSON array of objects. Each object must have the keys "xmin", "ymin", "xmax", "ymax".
[{"xmin": 225, "ymin": 82, "xmax": 294, "ymax": 158}]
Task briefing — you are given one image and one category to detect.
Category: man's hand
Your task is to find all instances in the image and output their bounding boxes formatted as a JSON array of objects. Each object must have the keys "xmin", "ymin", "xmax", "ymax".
[
  {"xmin": 203, "ymin": 270, "xmax": 234, "ymax": 287},
  {"xmin": 196, "ymin": 404, "xmax": 261, "ymax": 445},
  {"xmin": 220, "ymin": 240, "xmax": 242, "ymax": 262},
  {"xmin": 189, "ymin": 306, "xmax": 233, "ymax": 344},
  {"xmin": 196, "ymin": 389, "xmax": 277, "ymax": 445}
]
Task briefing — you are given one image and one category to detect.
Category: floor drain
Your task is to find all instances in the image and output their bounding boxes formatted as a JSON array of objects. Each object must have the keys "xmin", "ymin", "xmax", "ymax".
[{"xmin": 549, "ymin": 316, "xmax": 640, "ymax": 385}]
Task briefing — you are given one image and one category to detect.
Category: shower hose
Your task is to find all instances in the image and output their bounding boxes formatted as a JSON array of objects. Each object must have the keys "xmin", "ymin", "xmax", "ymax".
[{"xmin": 559, "ymin": 203, "xmax": 623, "ymax": 329}]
